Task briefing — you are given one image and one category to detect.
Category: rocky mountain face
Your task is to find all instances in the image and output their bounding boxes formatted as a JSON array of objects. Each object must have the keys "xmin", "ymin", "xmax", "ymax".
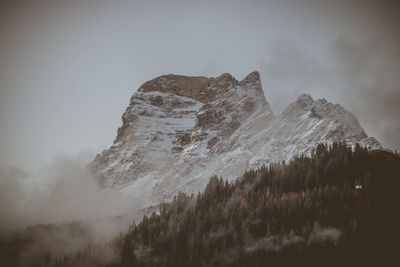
[{"xmin": 90, "ymin": 71, "xmax": 380, "ymax": 209}]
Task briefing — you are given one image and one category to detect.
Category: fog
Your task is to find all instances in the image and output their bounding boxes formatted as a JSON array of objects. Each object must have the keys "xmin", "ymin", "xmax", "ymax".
[
  {"xmin": 0, "ymin": 153, "xmax": 142, "ymax": 265},
  {"xmin": 0, "ymin": 1, "xmax": 399, "ymax": 258},
  {"xmin": 0, "ymin": 153, "xmax": 133, "ymax": 232},
  {"xmin": 0, "ymin": 3, "xmax": 397, "ymax": 266}
]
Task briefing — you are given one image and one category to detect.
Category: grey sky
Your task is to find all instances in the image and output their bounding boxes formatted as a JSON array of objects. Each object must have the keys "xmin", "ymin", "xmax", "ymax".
[{"xmin": 1, "ymin": 0, "xmax": 399, "ymax": 171}]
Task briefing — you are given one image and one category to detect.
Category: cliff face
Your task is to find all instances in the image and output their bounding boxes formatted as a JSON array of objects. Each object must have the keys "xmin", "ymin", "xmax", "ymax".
[{"xmin": 90, "ymin": 71, "xmax": 380, "ymax": 209}]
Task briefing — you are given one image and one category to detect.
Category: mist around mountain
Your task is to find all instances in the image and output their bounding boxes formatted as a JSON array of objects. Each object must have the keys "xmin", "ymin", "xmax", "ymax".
[
  {"xmin": 1, "ymin": 142, "xmax": 398, "ymax": 267},
  {"xmin": 0, "ymin": 72, "xmax": 396, "ymax": 267}
]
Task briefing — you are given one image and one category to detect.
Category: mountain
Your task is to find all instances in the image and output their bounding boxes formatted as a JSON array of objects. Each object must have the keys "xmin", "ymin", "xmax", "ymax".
[{"xmin": 89, "ymin": 71, "xmax": 380, "ymax": 209}]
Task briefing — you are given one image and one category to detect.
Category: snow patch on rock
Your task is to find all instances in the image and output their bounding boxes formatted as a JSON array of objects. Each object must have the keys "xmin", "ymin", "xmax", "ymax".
[{"xmin": 90, "ymin": 72, "xmax": 381, "ymax": 209}]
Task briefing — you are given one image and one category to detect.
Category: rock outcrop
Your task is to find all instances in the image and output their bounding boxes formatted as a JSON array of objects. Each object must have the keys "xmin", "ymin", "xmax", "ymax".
[{"xmin": 90, "ymin": 71, "xmax": 380, "ymax": 209}]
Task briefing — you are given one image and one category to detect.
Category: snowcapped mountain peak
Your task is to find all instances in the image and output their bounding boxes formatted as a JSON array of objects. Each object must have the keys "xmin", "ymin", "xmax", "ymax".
[
  {"xmin": 138, "ymin": 74, "xmax": 211, "ymax": 103},
  {"xmin": 90, "ymin": 71, "xmax": 381, "ymax": 209},
  {"xmin": 239, "ymin": 71, "xmax": 262, "ymax": 89},
  {"xmin": 296, "ymin": 93, "xmax": 314, "ymax": 109}
]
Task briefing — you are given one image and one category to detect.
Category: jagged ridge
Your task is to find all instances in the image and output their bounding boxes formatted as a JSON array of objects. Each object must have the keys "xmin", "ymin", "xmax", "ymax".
[{"xmin": 90, "ymin": 71, "xmax": 380, "ymax": 209}]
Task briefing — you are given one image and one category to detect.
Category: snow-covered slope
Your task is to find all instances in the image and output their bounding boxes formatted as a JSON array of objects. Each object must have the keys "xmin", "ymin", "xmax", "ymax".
[{"xmin": 90, "ymin": 71, "xmax": 380, "ymax": 209}]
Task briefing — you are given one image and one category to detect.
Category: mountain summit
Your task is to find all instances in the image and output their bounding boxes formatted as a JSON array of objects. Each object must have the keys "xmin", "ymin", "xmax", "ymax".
[{"xmin": 90, "ymin": 71, "xmax": 380, "ymax": 209}]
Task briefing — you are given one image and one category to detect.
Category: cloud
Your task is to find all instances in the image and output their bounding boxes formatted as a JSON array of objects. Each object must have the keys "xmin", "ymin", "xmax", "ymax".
[
  {"xmin": 0, "ymin": 153, "xmax": 135, "ymax": 232},
  {"xmin": 334, "ymin": 35, "xmax": 400, "ymax": 150},
  {"xmin": 0, "ymin": 166, "xmax": 29, "ymax": 230},
  {"xmin": 0, "ymin": 153, "xmax": 140, "ymax": 266},
  {"xmin": 220, "ymin": 223, "xmax": 341, "ymax": 264},
  {"xmin": 256, "ymin": 39, "xmax": 335, "ymax": 112},
  {"xmin": 256, "ymin": 33, "xmax": 400, "ymax": 151}
]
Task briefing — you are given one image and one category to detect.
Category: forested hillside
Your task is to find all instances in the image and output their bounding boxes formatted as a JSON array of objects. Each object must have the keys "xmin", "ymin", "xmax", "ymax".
[{"xmin": 114, "ymin": 143, "xmax": 399, "ymax": 267}]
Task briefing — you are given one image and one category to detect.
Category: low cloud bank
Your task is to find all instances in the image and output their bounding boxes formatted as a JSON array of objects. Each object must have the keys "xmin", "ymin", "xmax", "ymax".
[
  {"xmin": 0, "ymin": 154, "xmax": 135, "ymax": 231},
  {"xmin": 0, "ymin": 153, "xmax": 139, "ymax": 266}
]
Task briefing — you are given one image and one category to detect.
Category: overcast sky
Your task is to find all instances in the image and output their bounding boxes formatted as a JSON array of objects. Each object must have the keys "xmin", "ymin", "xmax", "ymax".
[{"xmin": 1, "ymin": 0, "xmax": 399, "ymax": 171}]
